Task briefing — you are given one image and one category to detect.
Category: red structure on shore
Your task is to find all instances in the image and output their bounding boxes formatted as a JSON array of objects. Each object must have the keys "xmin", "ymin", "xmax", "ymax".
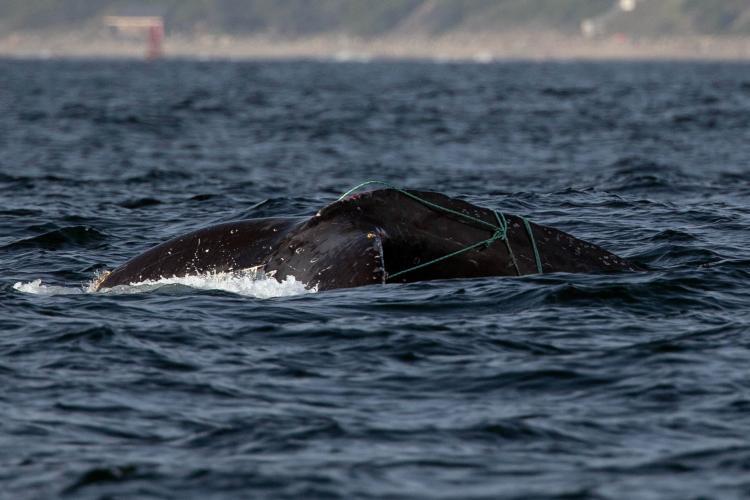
[{"xmin": 104, "ymin": 16, "xmax": 164, "ymax": 59}]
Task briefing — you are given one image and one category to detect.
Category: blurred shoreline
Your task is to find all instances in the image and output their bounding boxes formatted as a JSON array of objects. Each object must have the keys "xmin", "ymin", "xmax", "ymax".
[{"xmin": 2, "ymin": 31, "xmax": 750, "ymax": 61}]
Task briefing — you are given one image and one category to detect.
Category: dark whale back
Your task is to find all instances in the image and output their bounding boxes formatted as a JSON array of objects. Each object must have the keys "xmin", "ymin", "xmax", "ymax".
[
  {"xmin": 266, "ymin": 190, "xmax": 638, "ymax": 289},
  {"xmin": 96, "ymin": 218, "xmax": 301, "ymax": 288},
  {"xmin": 95, "ymin": 189, "xmax": 639, "ymax": 291}
]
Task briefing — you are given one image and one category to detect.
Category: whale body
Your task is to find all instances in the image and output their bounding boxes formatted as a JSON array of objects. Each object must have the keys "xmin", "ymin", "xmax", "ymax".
[{"xmin": 94, "ymin": 189, "xmax": 639, "ymax": 291}]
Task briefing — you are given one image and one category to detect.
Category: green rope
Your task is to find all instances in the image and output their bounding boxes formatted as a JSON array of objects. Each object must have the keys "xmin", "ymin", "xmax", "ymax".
[
  {"xmin": 523, "ymin": 218, "xmax": 544, "ymax": 274},
  {"xmin": 338, "ymin": 180, "xmax": 543, "ymax": 280},
  {"xmin": 338, "ymin": 181, "xmax": 498, "ymax": 231},
  {"xmin": 389, "ymin": 236, "xmax": 506, "ymax": 279},
  {"xmin": 496, "ymin": 211, "xmax": 520, "ymax": 275}
]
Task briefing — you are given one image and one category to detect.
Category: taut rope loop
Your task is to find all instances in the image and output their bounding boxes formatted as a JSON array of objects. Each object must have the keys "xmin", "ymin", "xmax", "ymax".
[{"xmin": 338, "ymin": 181, "xmax": 543, "ymax": 280}]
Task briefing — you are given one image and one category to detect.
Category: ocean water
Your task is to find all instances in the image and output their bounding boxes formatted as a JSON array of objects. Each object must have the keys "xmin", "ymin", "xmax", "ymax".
[{"xmin": 2, "ymin": 58, "xmax": 750, "ymax": 499}]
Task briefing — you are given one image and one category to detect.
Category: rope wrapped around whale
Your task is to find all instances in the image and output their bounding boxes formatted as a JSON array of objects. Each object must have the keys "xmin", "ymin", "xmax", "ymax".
[{"xmin": 338, "ymin": 181, "xmax": 544, "ymax": 279}]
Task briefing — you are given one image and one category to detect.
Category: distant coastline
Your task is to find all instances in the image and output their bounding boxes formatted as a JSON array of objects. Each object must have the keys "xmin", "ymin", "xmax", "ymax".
[{"xmin": 2, "ymin": 31, "xmax": 750, "ymax": 61}]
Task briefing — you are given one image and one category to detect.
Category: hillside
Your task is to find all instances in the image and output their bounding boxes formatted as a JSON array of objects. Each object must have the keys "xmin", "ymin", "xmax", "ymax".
[{"xmin": 1, "ymin": 0, "xmax": 750, "ymax": 37}]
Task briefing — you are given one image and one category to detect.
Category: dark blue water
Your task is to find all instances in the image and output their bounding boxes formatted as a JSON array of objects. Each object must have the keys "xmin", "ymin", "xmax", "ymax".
[{"xmin": 2, "ymin": 58, "xmax": 750, "ymax": 499}]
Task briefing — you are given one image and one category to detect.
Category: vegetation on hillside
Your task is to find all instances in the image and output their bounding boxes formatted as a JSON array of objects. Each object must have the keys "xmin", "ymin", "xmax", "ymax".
[{"xmin": 1, "ymin": 0, "xmax": 749, "ymax": 36}]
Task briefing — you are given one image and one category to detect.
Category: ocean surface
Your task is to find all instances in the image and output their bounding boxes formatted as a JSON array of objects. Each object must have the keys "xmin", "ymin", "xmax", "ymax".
[{"xmin": 2, "ymin": 58, "xmax": 750, "ymax": 499}]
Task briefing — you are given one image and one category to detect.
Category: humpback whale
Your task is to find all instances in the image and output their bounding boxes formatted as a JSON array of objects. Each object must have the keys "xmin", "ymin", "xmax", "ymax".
[{"xmin": 94, "ymin": 187, "xmax": 639, "ymax": 292}]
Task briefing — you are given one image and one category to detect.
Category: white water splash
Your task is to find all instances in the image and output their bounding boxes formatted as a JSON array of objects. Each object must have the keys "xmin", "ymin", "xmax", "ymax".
[
  {"xmin": 12, "ymin": 279, "xmax": 85, "ymax": 296},
  {"xmin": 13, "ymin": 270, "xmax": 315, "ymax": 299}
]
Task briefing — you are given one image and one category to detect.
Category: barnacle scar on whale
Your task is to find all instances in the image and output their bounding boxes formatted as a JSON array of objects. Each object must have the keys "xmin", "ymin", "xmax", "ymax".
[{"xmin": 94, "ymin": 187, "xmax": 639, "ymax": 292}]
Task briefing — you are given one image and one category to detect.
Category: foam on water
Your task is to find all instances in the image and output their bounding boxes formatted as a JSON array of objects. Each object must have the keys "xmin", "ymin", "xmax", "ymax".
[
  {"xmin": 13, "ymin": 270, "xmax": 315, "ymax": 299},
  {"xmin": 12, "ymin": 279, "xmax": 85, "ymax": 296}
]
